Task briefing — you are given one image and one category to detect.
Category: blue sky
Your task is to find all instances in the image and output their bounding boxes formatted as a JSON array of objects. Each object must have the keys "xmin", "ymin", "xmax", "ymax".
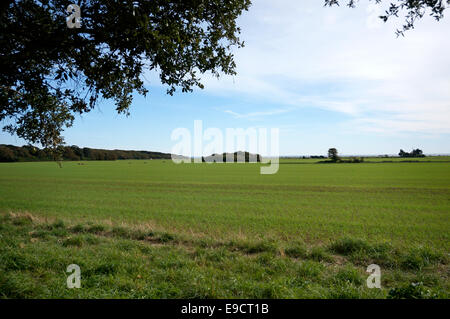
[{"xmin": 1, "ymin": 0, "xmax": 449, "ymax": 156}]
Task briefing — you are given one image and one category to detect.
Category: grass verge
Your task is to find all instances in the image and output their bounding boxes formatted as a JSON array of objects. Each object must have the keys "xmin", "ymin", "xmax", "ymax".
[{"xmin": 0, "ymin": 212, "xmax": 448, "ymax": 299}]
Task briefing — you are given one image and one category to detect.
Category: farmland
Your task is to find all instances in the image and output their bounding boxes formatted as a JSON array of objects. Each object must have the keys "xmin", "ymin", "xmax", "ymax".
[{"xmin": 0, "ymin": 159, "xmax": 449, "ymax": 298}]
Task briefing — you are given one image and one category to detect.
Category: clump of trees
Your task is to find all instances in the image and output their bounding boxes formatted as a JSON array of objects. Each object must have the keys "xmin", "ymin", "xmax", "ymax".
[
  {"xmin": 399, "ymin": 149, "xmax": 425, "ymax": 158},
  {"xmin": 202, "ymin": 151, "xmax": 262, "ymax": 163},
  {"xmin": 0, "ymin": 144, "xmax": 171, "ymax": 162}
]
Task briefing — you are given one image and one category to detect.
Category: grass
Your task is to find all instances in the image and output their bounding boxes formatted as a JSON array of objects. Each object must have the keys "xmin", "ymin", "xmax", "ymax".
[{"xmin": 0, "ymin": 159, "xmax": 449, "ymax": 298}]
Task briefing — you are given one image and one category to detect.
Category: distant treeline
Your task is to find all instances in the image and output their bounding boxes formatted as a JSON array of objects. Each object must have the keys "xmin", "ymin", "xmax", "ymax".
[
  {"xmin": 399, "ymin": 149, "xmax": 425, "ymax": 158},
  {"xmin": 0, "ymin": 144, "xmax": 171, "ymax": 162}
]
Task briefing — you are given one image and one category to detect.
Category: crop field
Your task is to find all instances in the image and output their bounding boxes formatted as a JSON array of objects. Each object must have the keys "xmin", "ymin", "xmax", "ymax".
[{"xmin": 0, "ymin": 159, "xmax": 449, "ymax": 298}]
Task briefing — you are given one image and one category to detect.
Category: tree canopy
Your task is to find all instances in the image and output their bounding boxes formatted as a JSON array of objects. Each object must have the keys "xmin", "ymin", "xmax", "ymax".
[
  {"xmin": 0, "ymin": 0, "xmax": 251, "ymax": 150},
  {"xmin": 325, "ymin": 0, "xmax": 449, "ymax": 36}
]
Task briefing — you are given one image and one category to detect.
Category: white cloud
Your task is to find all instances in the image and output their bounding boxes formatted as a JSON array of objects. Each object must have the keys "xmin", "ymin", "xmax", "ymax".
[{"xmin": 197, "ymin": 0, "xmax": 450, "ymax": 134}]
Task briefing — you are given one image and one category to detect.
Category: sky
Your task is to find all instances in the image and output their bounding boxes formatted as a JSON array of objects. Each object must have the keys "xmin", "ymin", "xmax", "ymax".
[{"xmin": 1, "ymin": 0, "xmax": 449, "ymax": 156}]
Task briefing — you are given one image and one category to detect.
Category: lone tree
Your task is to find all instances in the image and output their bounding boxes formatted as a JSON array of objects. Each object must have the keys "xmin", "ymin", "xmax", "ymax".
[
  {"xmin": 325, "ymin": 0, "xmax": 449, "ymax": 36},
  {"xmin": 0, "ymin": 0, "xmax": 251, "ymax": 150},
  {"xmin": 328, "ymin": 148, "xmax": 340, "ymax": 162}
]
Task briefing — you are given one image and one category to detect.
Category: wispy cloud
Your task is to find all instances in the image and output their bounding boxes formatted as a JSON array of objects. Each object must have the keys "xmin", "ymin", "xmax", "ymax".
[{"xmin": 223, "ymin": 107, "xmax": 291, "ymax": 119}]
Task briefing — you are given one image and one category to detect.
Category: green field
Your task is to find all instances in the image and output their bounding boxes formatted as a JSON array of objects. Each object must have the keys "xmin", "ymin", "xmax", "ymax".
[{"xmin": 0, "ymin": 159, "xmax": 449, "ymax": 298}]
